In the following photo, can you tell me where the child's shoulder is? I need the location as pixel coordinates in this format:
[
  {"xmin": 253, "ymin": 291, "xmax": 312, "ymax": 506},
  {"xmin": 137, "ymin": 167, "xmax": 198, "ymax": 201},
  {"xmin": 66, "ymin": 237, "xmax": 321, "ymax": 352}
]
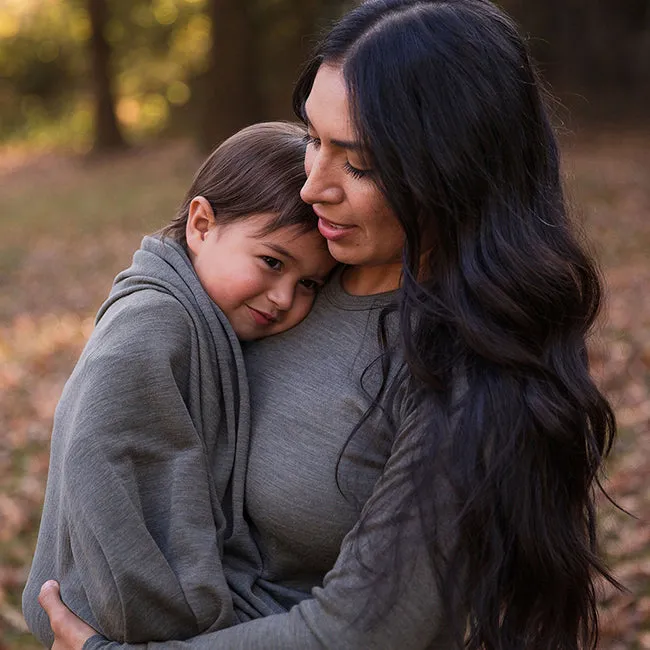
[
  {"xmin": 61, "ymin": 288, "xmax": 199, "ymax": 425},
  {"xmin": 101, "ymin": 287, "xmax": 191, "ymax": 325},
  {"xmin": 93, "ymin": 288, "xmax": 194, "ymax": 357}
]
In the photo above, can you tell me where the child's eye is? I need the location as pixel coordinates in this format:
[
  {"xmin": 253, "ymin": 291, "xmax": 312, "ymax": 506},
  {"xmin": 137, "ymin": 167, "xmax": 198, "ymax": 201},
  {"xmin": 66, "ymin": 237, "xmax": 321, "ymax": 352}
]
[
  {"xmin": 304, "ymin": 133, "xmax": 321, "ymax": 150},
  {"xmin": 299, "ymin": 278, "xmax": 321, "ymax": 292},
  {"xmin": 344, "ymin": 161, "xmax": 371, "ymax": 180},
  {"xmin": 261, "ymin": 256, "xmax": 282, "ymax": 271}
]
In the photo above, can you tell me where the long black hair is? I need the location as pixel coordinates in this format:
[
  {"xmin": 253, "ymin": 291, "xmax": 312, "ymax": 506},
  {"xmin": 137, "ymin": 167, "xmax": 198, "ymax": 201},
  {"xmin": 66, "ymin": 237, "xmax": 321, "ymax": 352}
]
[{"xmin": 293, "ymin": 1, "xmax": 618, "ymax": 648}]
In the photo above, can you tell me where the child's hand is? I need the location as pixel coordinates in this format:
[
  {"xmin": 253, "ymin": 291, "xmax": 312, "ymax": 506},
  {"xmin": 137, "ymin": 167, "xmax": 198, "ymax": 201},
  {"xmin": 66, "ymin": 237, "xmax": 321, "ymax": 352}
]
[{"xmin": 38, "ymin": 581, "xmax": 98, "ymax": 650}]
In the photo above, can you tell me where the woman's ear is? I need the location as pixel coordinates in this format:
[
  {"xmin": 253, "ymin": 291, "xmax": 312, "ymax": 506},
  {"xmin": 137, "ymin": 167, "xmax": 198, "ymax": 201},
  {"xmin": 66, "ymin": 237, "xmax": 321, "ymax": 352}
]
[{"xmin": 186, "ymin": 196, "xmax": 216, "ymax": 257}]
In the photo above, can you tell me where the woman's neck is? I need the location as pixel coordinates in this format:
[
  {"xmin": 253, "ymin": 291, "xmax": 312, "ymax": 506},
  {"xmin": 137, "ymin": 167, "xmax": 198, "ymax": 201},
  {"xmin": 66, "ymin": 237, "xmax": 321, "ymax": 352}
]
[{"xmin": 341, "ymin": 263, "xmax": 402, "ymax": 296}]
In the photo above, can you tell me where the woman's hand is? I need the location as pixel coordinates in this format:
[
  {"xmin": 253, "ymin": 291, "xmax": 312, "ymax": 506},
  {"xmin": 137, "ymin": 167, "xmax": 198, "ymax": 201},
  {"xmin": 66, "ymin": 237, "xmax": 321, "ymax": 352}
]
[{"xmin": 38, "ymin": 581, "xmax": 98, "ymax": 650}]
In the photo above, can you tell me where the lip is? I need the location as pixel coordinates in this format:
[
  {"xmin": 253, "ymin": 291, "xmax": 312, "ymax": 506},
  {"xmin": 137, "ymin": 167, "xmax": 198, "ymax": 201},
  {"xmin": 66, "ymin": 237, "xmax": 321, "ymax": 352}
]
[
  {"xmin": 317, "ymin": 216, "xmax": 356, "ymax": 242},
  {"xmin": 247, "ymin": 306, "xmax": 276, "ymax": 326}
]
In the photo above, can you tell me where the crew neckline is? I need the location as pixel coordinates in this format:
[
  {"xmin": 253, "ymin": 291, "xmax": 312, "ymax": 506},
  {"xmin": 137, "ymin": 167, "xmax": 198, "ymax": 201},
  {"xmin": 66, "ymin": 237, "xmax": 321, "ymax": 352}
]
[{"xmin": 321, "ymin": 266, "xmax": 398, "ymax": 311}]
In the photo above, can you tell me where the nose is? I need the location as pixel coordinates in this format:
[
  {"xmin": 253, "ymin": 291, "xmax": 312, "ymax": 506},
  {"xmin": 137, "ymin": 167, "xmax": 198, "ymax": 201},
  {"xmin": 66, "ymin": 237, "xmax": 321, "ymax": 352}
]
[
  {"xmin": 300, "ymin": 146, "xmax": 344, "ymax": 206},
  {"xmin": 267, "ymin": 280, "xmax": 295, "ymax": 313}
]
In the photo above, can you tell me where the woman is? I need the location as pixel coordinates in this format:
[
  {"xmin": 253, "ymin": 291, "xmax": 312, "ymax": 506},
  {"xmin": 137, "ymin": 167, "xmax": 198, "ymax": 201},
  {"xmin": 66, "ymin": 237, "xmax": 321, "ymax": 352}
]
[{"xmin": 37, "ymin": 0, "xmax": 617, "ymax": 648}]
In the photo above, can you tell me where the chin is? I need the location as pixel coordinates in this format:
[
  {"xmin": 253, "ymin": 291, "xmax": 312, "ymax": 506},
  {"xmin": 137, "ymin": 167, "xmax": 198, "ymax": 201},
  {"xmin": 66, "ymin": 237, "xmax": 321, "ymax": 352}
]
[
  {"xmin": 238, "ymin": 330, "xmax": 264, "ymax": 342},
  {"xmin": 326, "ymin": 241, "xmax": 366, "ymax": 265}
]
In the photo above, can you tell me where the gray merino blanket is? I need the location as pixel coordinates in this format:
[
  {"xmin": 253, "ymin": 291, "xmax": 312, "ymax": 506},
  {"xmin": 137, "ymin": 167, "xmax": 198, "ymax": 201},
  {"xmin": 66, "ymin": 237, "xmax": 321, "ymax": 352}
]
[{"xmin": 23, "ymin": 236, "xmax": 251, "ymax": 646}]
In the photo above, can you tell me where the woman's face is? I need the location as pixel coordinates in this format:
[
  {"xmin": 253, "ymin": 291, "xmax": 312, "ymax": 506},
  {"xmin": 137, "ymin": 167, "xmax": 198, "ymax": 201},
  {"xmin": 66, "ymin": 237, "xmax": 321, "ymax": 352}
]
[{"xmin": 300, "ymin": 65, "xmax": 405, "ymax": 293}]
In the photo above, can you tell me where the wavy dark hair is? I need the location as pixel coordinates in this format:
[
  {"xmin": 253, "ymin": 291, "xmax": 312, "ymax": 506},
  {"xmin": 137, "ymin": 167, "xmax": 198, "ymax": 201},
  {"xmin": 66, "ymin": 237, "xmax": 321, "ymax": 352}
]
[{"xmin": 293, "ymin": 1, "xmax": 618, "ymax": 648}]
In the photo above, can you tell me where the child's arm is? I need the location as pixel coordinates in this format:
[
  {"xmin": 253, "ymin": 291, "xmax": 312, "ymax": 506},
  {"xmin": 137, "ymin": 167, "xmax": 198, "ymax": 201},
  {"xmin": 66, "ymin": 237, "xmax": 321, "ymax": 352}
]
[{"xmin": 23, "ymin": 291, "xmax": 234, "ymax": 646}]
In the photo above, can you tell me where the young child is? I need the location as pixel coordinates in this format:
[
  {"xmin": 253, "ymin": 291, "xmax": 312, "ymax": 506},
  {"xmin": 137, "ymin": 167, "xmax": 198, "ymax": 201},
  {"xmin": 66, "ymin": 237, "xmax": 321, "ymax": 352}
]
[{"xmin": 22, "ymin": 122, "xmax": 336, "ymax": 647}]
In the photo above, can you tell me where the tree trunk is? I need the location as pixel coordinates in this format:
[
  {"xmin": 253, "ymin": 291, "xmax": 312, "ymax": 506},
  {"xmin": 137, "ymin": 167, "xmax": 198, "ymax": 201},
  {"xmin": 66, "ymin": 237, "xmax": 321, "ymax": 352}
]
[
  {"xmin": 87, "ymin": 0, "xmax": 126, "ymax": 152},
  {"xmin": 199, "ymin": 0, "xmax": 263, "ymax": 151},
  {"xmin": 264, "ymin": 0, "xmax": 349, "ymax": 122},
  {"xmin": 263, "ymin": 0, "xmax": 318, "ymax": 120}
]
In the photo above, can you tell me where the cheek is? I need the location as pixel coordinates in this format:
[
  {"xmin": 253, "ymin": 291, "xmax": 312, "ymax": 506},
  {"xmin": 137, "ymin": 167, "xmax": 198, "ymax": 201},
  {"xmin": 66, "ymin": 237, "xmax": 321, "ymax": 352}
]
[
  {"xmin": 288, "ymin": 294, "xmax": 315, "ymax": 326},
  {"xmin": 360, "ymin": 191, "xmax": 401, "ymax": 234},
  {"xmin": 365, "ymin": 196, "xmax": 404, "ymax": 257},
  {"xmin": 207, "ymin": 270, "xmax": 262, "ymax": 308},
  {"xmin": 353, "ymin": 184, "xmax": 384, "ymax": 219}
]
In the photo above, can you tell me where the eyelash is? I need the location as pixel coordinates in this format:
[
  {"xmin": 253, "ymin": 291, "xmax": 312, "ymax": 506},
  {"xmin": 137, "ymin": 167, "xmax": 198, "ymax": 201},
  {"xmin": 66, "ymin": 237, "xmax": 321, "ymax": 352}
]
[
  {"xmin": 299, "ymin": 279, "xmax": 322, "ymax": 292},
  {"xmin": 303, "ymin": 133, "xmax": 320, "ymax": 149},
  {"xmin": 261, "ymin": 257, "xmax": 321, "ymax": 292},
  {"xmin": 343, "ymin": 161, "xmax": 369, "ymax": 180},
  {"xmin": 261, "ymin": 256, "xmax": 282, "ymax": 271},
  {"xmin": 304, "ymin": 133, "xmax": 371, "ymax": 180}
]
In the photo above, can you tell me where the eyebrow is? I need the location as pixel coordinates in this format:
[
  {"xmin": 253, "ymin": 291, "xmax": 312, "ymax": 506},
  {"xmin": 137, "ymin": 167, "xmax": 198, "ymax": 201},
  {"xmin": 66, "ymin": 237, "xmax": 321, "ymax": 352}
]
[
  {"xmin": 305, "ymin": 115, "xmax": 364, "ymax": 152},
  {"xmin": 263, "ymin": 242, "xmax": 297, "ymax": 262}
]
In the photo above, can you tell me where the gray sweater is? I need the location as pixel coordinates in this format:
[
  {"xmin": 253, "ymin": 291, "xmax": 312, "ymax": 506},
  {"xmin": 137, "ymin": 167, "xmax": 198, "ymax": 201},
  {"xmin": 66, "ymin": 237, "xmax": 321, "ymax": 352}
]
[
  {"xmin": 82, "ymin": 271, "xmax": 460, "ymax": 649},
  {"xmin": 23, "ymin": 237, "xmax": 251, "ymax": 645}
]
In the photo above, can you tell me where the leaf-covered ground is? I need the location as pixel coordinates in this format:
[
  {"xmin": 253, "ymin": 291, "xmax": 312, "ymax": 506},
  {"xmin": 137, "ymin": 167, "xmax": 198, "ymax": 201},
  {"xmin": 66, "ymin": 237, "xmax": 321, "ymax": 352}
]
[{"xmin": 0, "ymin": 134, "xmax": 648, "ymax": 648}]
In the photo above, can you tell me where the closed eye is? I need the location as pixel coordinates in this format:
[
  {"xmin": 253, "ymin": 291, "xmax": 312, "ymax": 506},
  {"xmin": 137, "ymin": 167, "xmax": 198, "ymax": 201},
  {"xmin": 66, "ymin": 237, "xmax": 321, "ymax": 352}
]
[
  {"xmin": 344, "ymin": 161, "xmax": 371, "ymax": 180},
  {"xmin": 261, "ymin": 256, "xmax": 283, "ymax": 271},
  {"xmin": 304, "ymin": 133, "xmax": 321, "ymax": 150}
]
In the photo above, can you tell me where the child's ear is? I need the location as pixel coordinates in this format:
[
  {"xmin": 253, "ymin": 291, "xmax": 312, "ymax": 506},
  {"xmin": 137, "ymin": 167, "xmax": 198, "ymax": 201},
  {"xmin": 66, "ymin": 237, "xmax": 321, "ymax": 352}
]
[{"xmin": 186, "ymin": 196, "xmax": 216, "ymax": 256}]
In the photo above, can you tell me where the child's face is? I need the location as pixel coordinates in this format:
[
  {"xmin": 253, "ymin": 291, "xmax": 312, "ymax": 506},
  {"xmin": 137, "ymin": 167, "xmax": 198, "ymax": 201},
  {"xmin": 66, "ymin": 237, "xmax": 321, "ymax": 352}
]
[{"xmin": 187, "ymin": 202, "xmax": 336, "ymax": 341}]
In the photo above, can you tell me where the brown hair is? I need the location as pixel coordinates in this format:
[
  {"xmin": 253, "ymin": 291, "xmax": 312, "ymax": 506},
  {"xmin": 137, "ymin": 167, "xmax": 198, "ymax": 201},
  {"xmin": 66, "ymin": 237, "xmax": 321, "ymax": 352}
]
[{"xmin": 160, "ymin": 121, "xmax": 315, "ymax": 249}]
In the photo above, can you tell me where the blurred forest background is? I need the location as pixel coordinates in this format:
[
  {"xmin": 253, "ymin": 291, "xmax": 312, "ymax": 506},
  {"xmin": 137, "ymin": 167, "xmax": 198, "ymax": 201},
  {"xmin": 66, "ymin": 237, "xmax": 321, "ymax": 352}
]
[
  {"xmin": 2, "ymin": 0, "xmax": 650, "ymax": 153},
  {"xmin": 0, "ymin": 0, "xmax": 649, "ymax": 648}
]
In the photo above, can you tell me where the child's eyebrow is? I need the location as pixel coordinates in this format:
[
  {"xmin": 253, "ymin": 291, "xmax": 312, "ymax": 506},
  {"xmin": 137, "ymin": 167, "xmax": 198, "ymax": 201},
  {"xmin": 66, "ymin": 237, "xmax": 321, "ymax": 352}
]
[{"xmin": 263, "ymin": 242, "xmax": 297, "ymax": 262}]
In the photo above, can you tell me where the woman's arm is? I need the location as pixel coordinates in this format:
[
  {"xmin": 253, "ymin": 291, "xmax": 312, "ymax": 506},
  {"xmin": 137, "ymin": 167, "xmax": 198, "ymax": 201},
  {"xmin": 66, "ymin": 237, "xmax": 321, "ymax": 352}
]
[
  {"xmin": 45, "ymin": 397, "xmax": 462, "ymax": 650},
  {"xmin": 23, "ymin": 292, "xmax": 234, "ymax": 646}
]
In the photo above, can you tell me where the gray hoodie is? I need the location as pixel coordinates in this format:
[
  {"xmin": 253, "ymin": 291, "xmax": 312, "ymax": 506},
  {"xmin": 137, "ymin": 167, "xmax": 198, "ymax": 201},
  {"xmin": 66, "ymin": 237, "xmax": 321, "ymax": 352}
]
[{"xmin": 23, "ymin": 236, "xmax": 250, "ymax": 645}]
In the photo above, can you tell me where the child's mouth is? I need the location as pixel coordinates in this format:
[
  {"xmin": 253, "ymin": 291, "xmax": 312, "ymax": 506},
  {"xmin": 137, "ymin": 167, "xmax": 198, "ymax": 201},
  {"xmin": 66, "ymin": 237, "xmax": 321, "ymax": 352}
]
[{"xmin": 247, "ymin": 306, "xmax": 276, "ymax": 326}]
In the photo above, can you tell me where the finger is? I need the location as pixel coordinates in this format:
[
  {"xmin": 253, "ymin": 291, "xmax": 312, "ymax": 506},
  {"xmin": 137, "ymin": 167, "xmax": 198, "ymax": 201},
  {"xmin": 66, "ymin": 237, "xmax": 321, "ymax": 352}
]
[
  {"xmin": 38, "ymin": 580, "xmax": 65, "ymax": 629},
  {"xmin": 38, "ymin": 580, "xmax": 61, "ymax": 608}
]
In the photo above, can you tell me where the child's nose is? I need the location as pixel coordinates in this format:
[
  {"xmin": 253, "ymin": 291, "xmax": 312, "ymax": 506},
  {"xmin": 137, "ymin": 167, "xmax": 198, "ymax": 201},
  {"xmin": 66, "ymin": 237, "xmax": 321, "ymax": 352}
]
[{"xmin": 268, "ymin": 282, "xmax": 295, "ymax": 312}]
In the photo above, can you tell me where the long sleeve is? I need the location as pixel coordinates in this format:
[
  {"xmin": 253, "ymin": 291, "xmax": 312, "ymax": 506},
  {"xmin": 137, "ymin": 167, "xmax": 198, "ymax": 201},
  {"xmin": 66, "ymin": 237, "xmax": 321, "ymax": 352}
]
[
  {"xmin": 23, "ymin": 291, "xmax": 235, "ymax": 646},
  {"xmin": 83, "ymin": 396, "xmax": 462, "ymax": 650}
]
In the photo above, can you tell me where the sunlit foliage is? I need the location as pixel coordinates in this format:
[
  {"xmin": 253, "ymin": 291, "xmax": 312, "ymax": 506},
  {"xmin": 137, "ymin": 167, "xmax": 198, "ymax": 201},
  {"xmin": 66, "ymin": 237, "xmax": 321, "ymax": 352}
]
[{"xmin": 0, "ymin": 0, "xmax": 211, "ymax": 148}]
